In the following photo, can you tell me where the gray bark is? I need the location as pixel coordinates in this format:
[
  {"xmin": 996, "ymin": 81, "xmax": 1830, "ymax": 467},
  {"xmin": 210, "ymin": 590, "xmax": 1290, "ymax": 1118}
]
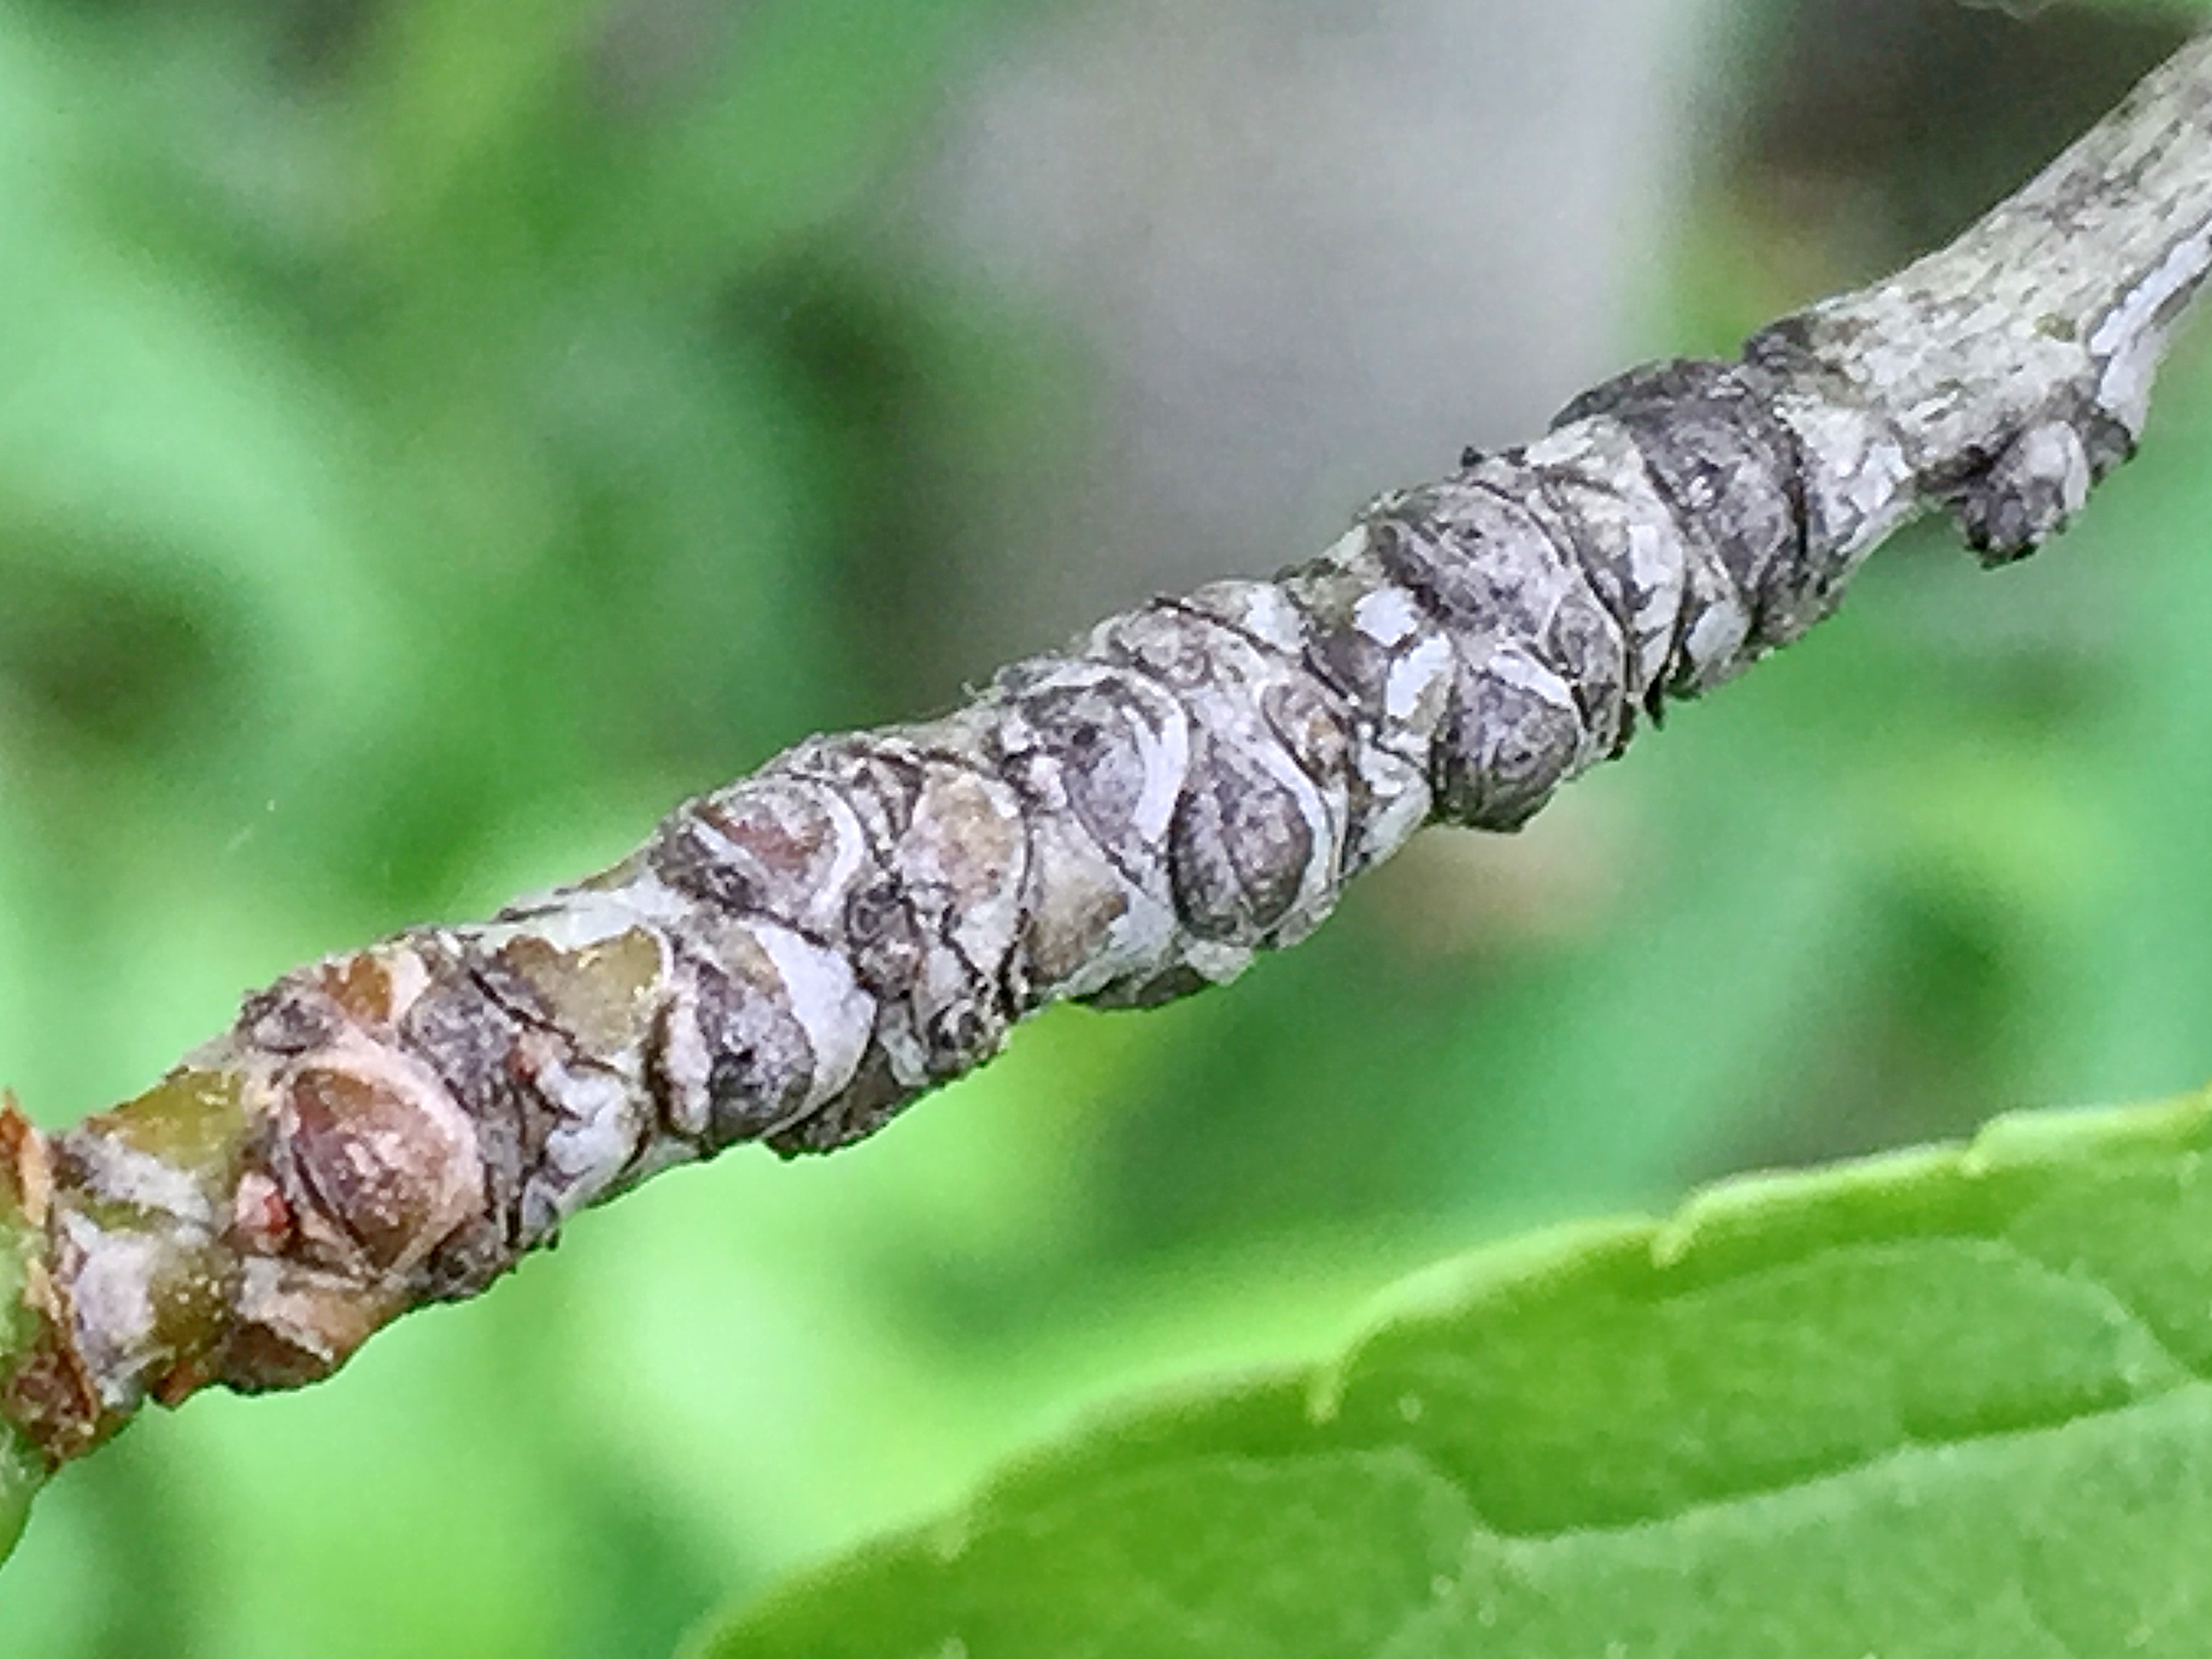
[{"xmin": 7, "ymin": 32, "xmax": 2211, "ymax": 1462}]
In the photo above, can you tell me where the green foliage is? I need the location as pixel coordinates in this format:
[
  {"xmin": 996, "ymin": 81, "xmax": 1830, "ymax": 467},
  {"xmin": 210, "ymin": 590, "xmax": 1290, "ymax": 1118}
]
[
  {"xmin": 0, "ymin": 1203, "xmax": 39, "ymax": 1566},
  {"xmin": 0, "ymin": 1429, "xmax": 33, "ymax": 1569},
  {"xmin": 701, "ymin": 1091, "xmax": 2212, "ymax": 1658},
  {"xmin": 0, "ymin": 1, "xmax": 2209, "ymax": 1653}
]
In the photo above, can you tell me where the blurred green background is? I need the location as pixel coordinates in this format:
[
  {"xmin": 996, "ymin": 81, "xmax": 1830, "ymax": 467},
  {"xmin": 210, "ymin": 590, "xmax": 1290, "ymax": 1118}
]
[{"xmin": 1, "ymin": 0, "xmax": 2209, "ymax": 1653}]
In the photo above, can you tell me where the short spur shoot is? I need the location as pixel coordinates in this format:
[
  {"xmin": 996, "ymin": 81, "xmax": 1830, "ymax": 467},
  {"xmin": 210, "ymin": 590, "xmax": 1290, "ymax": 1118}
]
[{"xmin": 5, "ymin": 31, "xmax": 2211, "ymax": 1520}]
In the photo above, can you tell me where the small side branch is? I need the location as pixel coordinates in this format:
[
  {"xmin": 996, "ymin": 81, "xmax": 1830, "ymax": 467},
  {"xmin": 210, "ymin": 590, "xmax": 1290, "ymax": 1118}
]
[{"xmin": 6, "ymin": 34, "xmax": 2211, "ymax": 1471}]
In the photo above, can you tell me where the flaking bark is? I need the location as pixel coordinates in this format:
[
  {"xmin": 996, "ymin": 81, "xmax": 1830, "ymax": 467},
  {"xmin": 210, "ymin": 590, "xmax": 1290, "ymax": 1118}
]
[{"xmin": 6, "ymin": 34, "xmax": 2212, "ymax": 1473}]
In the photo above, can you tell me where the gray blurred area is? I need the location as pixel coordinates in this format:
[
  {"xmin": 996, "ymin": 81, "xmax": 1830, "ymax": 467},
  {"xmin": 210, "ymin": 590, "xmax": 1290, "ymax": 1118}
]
[{"xmin": 904, "ymin": 0, "xmax": 1727, "ymax": 683}]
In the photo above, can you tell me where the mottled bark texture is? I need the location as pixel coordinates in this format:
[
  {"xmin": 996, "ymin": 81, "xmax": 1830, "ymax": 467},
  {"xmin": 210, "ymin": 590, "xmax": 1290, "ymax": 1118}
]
[{"xmin": 6, "ymin": 35, "xmax": 2212, "ymax": 1475}]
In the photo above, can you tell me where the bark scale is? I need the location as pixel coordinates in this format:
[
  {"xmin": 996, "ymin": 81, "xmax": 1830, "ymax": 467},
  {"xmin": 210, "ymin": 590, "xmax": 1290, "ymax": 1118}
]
[{"xmin": 4, "ymin": 34, "xmax": 2211, "ymax": 1484}]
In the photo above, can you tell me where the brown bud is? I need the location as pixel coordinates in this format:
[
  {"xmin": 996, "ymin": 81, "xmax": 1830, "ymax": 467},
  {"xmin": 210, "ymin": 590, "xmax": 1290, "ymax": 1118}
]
[{"xmin": 277, "ymin": 1062, "xmax": 481, "ymax": 1280}]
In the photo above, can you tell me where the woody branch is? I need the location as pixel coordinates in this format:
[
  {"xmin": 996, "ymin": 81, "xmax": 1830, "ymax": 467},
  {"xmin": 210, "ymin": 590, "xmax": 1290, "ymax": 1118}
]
[{"xmin": 4, "ymin": 32, "xmax": 2210, "ymax": 1480}]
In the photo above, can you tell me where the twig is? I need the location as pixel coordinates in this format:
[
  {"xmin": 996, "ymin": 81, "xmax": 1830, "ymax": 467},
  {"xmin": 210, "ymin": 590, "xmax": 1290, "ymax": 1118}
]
[{"xmin": 6, "ymin": 32, "xmax": 2211, "ymax": 1477}]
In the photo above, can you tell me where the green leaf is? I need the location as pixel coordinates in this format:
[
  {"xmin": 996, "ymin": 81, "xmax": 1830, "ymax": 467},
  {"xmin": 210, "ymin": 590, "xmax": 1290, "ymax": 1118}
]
[
  {"xmin": 0, "ymin": 1425, "xmax": 35, "ymax": 1570},
  {"xmin": 0, "ymin": 1186, "xmax": 44, "ymax": 1568},
  {"xmin": 694, "ymin": 1090, "xmax": 2212, "ymax": 1658}
]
